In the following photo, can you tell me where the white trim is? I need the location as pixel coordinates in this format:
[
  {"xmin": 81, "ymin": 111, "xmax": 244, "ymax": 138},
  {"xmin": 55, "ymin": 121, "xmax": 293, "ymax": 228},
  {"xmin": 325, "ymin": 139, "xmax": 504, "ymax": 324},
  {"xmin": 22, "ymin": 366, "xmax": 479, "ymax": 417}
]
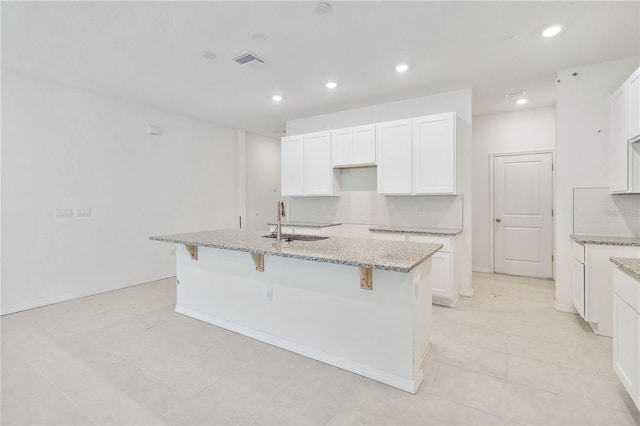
[
  {"xmin": 489, "ymin": 150, "xmax": 556, "ymax": 279},
  {"xmin": 554, "ymin": 302, "xmax": 578, "ymax": 314},
  {"xmin": 236, "ymin": 130, "xmax": 247, "ymax": 229},
  {"xmin": 472, "ymin": 266, "xmax": 491, "ymax": 273},
  {"xmin": 176, "ymin": 304, "xmax": 424, "ymax": 394}
]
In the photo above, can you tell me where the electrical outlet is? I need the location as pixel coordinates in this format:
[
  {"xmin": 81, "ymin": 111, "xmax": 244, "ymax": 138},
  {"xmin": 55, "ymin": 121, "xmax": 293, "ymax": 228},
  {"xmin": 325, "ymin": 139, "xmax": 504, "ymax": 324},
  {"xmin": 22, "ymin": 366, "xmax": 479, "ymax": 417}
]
[
  {"xmin": 54, "ymin": 208, "xmax": 73, "ymax": 218},
  {"xmin": 265, "ymin": 287, "xmax": 273, "ymax": 301},
  {"xmin": 170, "ymin": 247, "xmax": 176, "ymax": 256}
]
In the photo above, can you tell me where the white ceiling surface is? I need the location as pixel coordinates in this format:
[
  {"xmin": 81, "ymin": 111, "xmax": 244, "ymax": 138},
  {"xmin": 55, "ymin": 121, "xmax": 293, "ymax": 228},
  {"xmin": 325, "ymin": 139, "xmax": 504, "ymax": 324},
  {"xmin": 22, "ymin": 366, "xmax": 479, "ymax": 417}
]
[{"xmin": 2, "ymin": 1, "xmax": 639, "ymax": 137}]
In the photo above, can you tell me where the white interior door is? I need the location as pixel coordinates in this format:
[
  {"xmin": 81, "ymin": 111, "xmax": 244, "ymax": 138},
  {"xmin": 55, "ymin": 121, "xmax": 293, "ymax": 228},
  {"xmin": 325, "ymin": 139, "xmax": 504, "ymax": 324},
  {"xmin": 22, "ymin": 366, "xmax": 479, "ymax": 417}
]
[{"xmin": 494, "ymin": 153, "xmax": 553, "ymax": 278}]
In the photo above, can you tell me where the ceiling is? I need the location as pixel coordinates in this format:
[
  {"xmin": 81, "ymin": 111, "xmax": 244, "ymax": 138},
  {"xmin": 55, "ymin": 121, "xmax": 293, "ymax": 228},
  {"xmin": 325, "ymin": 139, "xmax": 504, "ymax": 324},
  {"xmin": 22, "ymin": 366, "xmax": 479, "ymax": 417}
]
[{"xmin": 2, "ymin": 1, "xmax": 639, "ymax": 138}]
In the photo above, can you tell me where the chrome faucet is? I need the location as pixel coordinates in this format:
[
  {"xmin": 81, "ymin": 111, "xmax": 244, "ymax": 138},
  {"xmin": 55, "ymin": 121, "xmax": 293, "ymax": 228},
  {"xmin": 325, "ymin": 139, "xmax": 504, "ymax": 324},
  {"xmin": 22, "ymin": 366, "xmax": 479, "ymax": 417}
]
[{"xmin": 275, "ymin": 200, "xmax": 286, "ymax": 241}]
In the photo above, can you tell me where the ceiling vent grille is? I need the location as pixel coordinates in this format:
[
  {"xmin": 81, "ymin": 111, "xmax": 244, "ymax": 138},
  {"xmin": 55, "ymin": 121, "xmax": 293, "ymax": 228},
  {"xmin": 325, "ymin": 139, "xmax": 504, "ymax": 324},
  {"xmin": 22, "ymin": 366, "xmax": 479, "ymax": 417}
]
[{"xmin": 232, "ymin": 51, "xmax": 267, "ymax": 69}]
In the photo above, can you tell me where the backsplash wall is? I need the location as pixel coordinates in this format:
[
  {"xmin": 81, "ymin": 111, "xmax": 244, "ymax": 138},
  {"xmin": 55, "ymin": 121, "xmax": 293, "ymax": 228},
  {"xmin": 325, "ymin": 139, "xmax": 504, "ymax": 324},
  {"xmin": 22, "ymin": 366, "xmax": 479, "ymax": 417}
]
[
  {"xmin": 289, "ymin": 167, "xmax": 463, "ymax": 229},
  {"xmin": 573, "ymin": 187, "xmax": 640, "ymax": 236}
]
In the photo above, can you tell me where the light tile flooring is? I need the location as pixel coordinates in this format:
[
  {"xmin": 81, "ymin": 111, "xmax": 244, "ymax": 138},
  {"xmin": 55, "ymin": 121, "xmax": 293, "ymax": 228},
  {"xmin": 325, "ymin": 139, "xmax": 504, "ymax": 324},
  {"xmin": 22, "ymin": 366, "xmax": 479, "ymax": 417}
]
[{"xmin": 2, "ymin": 272, "xmax": 639, "ymax": 425}]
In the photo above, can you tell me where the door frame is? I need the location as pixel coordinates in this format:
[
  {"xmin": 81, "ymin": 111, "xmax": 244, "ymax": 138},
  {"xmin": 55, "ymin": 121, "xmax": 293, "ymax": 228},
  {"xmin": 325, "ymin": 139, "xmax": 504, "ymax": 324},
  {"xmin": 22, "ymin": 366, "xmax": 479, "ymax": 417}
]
[{"xmin": 489, "ymin": 150, "xmax": 556, "ymax": 278}]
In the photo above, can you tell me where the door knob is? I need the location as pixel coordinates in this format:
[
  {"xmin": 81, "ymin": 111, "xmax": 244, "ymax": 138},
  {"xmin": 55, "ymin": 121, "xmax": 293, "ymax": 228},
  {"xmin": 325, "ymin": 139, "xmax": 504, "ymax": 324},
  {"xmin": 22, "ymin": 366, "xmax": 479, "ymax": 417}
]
[{"xmin": 495, "ymin": 218, "xmax": 501, "ymax": 223}]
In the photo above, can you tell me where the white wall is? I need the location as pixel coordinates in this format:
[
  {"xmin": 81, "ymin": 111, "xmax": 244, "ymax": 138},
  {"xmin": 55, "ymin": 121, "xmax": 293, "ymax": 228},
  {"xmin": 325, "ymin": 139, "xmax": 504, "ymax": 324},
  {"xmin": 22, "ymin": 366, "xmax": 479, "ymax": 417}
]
[
  {"xmin": 285, "ymin": 89, "xmax": 474, "ymax": 296},
  {"xmin": 555, "ymin": 56, "xmax": 640, "ymax": 312},
  {"xmin": 472, "ymin": 107, "xmax": 556, "ymax": 273},
  {"xmin": 1, "ymin": 71, "xmax": 238, "ymax": 314},
  {"xmin": 245, "ymin": 132, "xmax": 281, "ymax": 232}
]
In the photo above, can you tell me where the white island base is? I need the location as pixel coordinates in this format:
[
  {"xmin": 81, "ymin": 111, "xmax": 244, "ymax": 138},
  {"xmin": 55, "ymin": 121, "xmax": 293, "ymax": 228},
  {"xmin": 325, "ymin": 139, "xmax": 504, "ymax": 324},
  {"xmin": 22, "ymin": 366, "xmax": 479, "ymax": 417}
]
[{"xmin": 174, "ymin": 245, "xmax": 432, "ymax": 393}]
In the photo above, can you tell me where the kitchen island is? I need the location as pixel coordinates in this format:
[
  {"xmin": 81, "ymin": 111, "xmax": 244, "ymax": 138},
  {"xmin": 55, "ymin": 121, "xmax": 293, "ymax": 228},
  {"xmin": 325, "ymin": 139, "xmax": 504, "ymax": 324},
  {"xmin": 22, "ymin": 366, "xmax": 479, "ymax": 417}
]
[{"xmin": 150, "ymin": 229, "xmax": 442, "ymax": 393}]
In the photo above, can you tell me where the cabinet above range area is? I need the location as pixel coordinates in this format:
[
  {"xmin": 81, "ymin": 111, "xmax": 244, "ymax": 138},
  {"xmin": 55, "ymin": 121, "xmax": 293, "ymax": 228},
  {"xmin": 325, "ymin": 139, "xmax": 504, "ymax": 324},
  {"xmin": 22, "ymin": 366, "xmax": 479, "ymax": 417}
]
[{"xmin": 281, "ymin": 112, "xmax": 457, "ymax": 197}]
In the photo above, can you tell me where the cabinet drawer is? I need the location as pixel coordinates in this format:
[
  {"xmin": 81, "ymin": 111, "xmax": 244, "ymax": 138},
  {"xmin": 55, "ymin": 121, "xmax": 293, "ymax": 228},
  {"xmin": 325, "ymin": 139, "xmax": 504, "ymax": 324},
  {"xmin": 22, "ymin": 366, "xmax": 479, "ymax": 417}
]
[
  {"xmin": 408, "ymin": 235, "xmax": 451, "ymax": 252},
  {"xmin": 614, "ymin": 266, "xmax": 640, "ymax": 313},
  {"xmin": 572, "ymin": 240, "xmax": 585, "ymax": 263}
]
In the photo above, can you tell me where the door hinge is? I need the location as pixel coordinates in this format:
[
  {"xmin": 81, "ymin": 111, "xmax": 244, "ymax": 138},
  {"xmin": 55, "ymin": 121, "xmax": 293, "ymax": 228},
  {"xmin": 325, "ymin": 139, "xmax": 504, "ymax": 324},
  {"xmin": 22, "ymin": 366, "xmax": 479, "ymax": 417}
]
[
  {"xmin": 552, "ymin": 255, "xmax": 554, "ymax": 262},
  {"xmin": 552, "ymin": 163, "xmax": 554, "ymax": 171},
  {"xmin": 552, "ymin": 209, "xmax": 554, "ymax": 217}
]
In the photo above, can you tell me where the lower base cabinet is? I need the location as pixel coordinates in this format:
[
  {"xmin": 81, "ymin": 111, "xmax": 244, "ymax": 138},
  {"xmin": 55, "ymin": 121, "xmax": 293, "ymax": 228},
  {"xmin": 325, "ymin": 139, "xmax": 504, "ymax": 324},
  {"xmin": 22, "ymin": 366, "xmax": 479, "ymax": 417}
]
[
  {"xmin": 370, "ymin": 231, "xmax": 460, "ymax": 306},
  {"xmin": 612, "ymin": 265, "xmax": 640, "ymax": 410}
]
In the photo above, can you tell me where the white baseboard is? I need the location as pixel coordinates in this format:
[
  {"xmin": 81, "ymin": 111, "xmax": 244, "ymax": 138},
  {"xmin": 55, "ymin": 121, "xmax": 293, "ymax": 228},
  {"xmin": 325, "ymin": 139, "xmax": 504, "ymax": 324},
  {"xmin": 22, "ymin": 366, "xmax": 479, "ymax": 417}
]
[
  {"xmin": 472, "ymin": 266, "xmax": 491, "ymax": 273},
  {"xmin": 176, "ymin": 304, "xmax": 422, "ymax": 393},
  {"xmin": 554, "ymin": 302, "xmax": 578, "ymax": 314}
]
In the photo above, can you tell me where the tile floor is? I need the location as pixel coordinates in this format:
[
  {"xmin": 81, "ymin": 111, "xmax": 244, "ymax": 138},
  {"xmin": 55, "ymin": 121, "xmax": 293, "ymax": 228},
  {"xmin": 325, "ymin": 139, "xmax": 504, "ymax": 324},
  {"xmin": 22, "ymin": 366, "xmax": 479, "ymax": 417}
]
[{"xmin": 1, "ymin": 272, "xmax": 639, "ymax": 425}]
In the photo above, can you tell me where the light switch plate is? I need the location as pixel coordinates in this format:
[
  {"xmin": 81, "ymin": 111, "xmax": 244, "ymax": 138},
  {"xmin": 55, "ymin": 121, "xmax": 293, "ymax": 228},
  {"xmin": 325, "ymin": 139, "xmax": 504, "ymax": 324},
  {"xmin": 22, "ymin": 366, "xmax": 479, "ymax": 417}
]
[
  {"xmin": 55, "ymin": 208, "xmax": 74, "ymax": 218},
  {"xmin": 76, "ymin": 208, "xmax": 92, "ymax": 217}
]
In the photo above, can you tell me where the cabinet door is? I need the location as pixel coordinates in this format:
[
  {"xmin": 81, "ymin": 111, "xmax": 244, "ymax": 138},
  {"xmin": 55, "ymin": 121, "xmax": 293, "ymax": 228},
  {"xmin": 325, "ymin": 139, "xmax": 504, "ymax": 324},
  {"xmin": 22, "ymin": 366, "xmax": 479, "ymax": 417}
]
[
  {"xmin": 629, "ymin": 68, "xmax": 640, "ymax": 142},
  {"xmin": 429, "ymin": 251, "xmax": 452, "ymax": 301},
  {"xmin": 376, "ymin": 119, "xmax": 412, "ymax": 194},
  {"xmin": 412, "ymin": 112, "xmax": 456, "ymax": 194},
  {"xmin": 613, "ymin": 294, "xmax": 639, "ymax": 404},
  {"xmin": 352, "ymin": 125, "xmax": 376, "ymax": 165},
  {"xmin": 369, "ymin": 232, "xmax": 407, "ymax": 241},
  {"xmin": 572, "ymin": 258, "xmax": 585, "ymax": 318},
  {"xmin": 331, "ymin": 128, "xmax": 353, "ymax": 167},
  {"xmin": 303, "ymin": 132, "xmax": 333, "ymax": 195},
  {"xmin": 281, "ymin": 136, "xmax": 304, "ymax": 196},
  {"xmin": 611, "ymin": 84, "xmax": 629, "ymax": 193}
]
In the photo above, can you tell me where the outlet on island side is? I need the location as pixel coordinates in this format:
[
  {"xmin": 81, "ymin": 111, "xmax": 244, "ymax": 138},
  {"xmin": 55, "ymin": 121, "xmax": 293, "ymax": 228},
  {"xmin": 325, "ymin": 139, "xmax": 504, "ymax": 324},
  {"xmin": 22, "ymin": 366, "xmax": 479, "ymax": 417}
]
[{"xmin": 265, "ymin": 287, "xmax": 273, "ymax": 302}]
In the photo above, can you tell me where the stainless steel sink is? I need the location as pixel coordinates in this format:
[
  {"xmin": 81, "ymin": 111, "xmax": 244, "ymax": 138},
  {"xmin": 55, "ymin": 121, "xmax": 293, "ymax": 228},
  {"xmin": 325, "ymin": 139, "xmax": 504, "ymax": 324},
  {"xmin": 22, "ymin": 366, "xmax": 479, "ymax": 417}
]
[{"xmin": 262, "ymin": 233, "xmax": 328, "ymax": 242}]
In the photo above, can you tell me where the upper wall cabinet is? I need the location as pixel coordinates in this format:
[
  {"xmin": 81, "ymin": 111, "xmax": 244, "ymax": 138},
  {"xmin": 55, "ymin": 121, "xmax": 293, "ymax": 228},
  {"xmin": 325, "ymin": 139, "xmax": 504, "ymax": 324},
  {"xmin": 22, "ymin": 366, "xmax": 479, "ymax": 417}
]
[
  {"xmin": 629, "ymin": 68, "xmax": 640, "ymax": 142},
  {"xmin": 610, "ymin": 65, "xmax": 640, "ymax": 194},
  {"xmin": 376, "ymin": 119, "xmax": 413, "ymax": 194},
  {"xmin": 331, "ymin": 124, "xmax": 376, "ymax": 167},
  {"xmin": 281, "ymin": 135, "xmax": 304, "ymax": 196},
  {"xmin": 610, "ymin": 84, "xmax": 629, "ymax": 193},
  {"xmin": 303, "ymin": 132, "xmax": 336, "ymax": 196},
  {"xmin": 281, "ymin": 131, "xmax": 338, "ymax": 197},
  {"xmin": 412, "ymin": 113, "xmax": 456, "ymax": 194},
  {"xmin": 377, "ymin": 112, "xmax": 457, "ymax": 195}
]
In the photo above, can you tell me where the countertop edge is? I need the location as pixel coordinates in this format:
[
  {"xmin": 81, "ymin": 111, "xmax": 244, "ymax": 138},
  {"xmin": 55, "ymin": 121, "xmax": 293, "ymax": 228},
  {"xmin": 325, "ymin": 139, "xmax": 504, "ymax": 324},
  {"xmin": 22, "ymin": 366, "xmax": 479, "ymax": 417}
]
[
  {"xmin": 610, "ymin": 257, "xmax": 640, "ymax": 280},
  {"xmin": 266, "ymin": 222, "xmax": 342, "ymax": 228},
  {"xmin": 150, "ymin": 235, "xmax": 442, "ymax": 273},
  {"xmin": 369, "ymin": 227, "xmax": 462, "ymax": 236},
  {"xmin": 571, "ymin": 234, "xmax": 640, "ymax": 247}
]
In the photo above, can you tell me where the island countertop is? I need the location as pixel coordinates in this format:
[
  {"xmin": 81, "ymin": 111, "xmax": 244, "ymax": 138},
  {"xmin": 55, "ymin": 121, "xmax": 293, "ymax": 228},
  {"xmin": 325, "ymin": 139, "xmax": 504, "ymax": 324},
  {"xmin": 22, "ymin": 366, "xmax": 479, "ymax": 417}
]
[{"xmin": 150, "ymin": 229, "xmax": 442, "ymax": 273}]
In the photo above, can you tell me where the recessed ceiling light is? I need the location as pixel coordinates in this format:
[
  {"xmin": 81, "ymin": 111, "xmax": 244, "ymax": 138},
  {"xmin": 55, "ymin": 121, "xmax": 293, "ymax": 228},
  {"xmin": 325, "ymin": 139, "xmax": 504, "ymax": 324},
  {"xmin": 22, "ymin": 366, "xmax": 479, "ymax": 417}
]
[
  {"xmin": 202, "ymin": 51, "xmax": 217, "ymax": 60},
  {"xmin": 250, "ymin": 31, "xmax": 268, "ymax": 41},
  {"xmin": 516, "ymin": 98, "xmax": 528, "ymax": 105},
  {"xmin": 542, "ymin": 25, "xmax": 562, "ymax": 38},
  {"xmin": 272, "ymin": 95, "xmax": 283, "ymax": 102},
  {"xmin": 314, "ymin": 2, "xmax": 332, "ymax": 16},
  {"xmin": 325, "ymin": 81, "xmax": 337, "ymax": 89},
  {"xmin": 395, "ymin": 64, "xmax": 409, "ymax": 73}
]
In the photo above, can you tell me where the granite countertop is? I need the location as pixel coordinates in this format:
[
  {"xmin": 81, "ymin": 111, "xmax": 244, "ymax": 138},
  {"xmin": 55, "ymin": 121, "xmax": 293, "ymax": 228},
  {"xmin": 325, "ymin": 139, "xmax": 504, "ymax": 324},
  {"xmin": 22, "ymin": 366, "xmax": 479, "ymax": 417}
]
[
  {"xmin": 150, "ymin": 229, "xmax": 442, "ymax": 273},
  {"xmin": 369, "ymin": 225, "xmax": 462, "ymax": 236},
  {"xmin": 610, "ymin": 257, "xmax": 640, "ymax": 280},
  {"xmin": 266, "ymin": 222, "xmax": 341, "ymax": 228},
  {"xmin": 571, "ymin": 235, "xmax": 640, "ymax": 246}
]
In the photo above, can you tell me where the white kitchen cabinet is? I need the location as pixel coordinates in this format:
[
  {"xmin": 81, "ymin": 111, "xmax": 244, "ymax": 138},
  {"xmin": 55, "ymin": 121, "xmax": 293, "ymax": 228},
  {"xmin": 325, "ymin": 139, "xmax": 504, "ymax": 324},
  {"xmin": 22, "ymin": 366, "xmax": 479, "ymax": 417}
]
[
  {"xmin": 612, "ymin": 265, "xmax": 640, "ymax": 410},
  {"xmin": 573, "ymin": 241, "xmax": 640, "ymax": 337},
  {"xmin": 281, "ymin": 135, "xmax": 304, "ymax": 196},
  {"xmin": 376, "ymin": 119, "xmax": 412, "ymax": 194},
  {"xmin": 376, "ymin": 114, "xmax": 456, "ymax": 196},
  {"xmin": 281, "ymin": 131, "xmax": 337, "ymax": 197},
  {"xmin": 369, "ymin": 231, "xmax": 460, "ymax": 306},
  {"xmin": 303, "ymin": 132, "xmax": 335, "ymax": 196},
  {"xmin": 331, "ymin": 125, "xmax": 376, "ymax": 168},
  {"xmin": 412, "ymin": 113, "xmax": 456, "ymax": 194},
  {"xmin": 611, "ymin": 83, "xmax": 629, "ymax": 193},
  {"xmin": 629, "ymin": 68, "xmax": 640, "ymax": 142},
  {"xmin": 610, "ymin": 65, "xmax": 640, "ymax": 194},
  {"xmin": 572, "ymin": 257, "xmax": 585, "ymax": 318}
]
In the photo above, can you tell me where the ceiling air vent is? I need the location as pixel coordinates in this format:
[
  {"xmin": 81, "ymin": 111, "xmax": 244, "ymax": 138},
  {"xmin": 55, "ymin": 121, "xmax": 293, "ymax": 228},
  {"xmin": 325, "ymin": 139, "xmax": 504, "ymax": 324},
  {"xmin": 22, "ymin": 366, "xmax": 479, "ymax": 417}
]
[{"xmin": 232, "ymin": 51, "xmax": 267, "ymax": 69}]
